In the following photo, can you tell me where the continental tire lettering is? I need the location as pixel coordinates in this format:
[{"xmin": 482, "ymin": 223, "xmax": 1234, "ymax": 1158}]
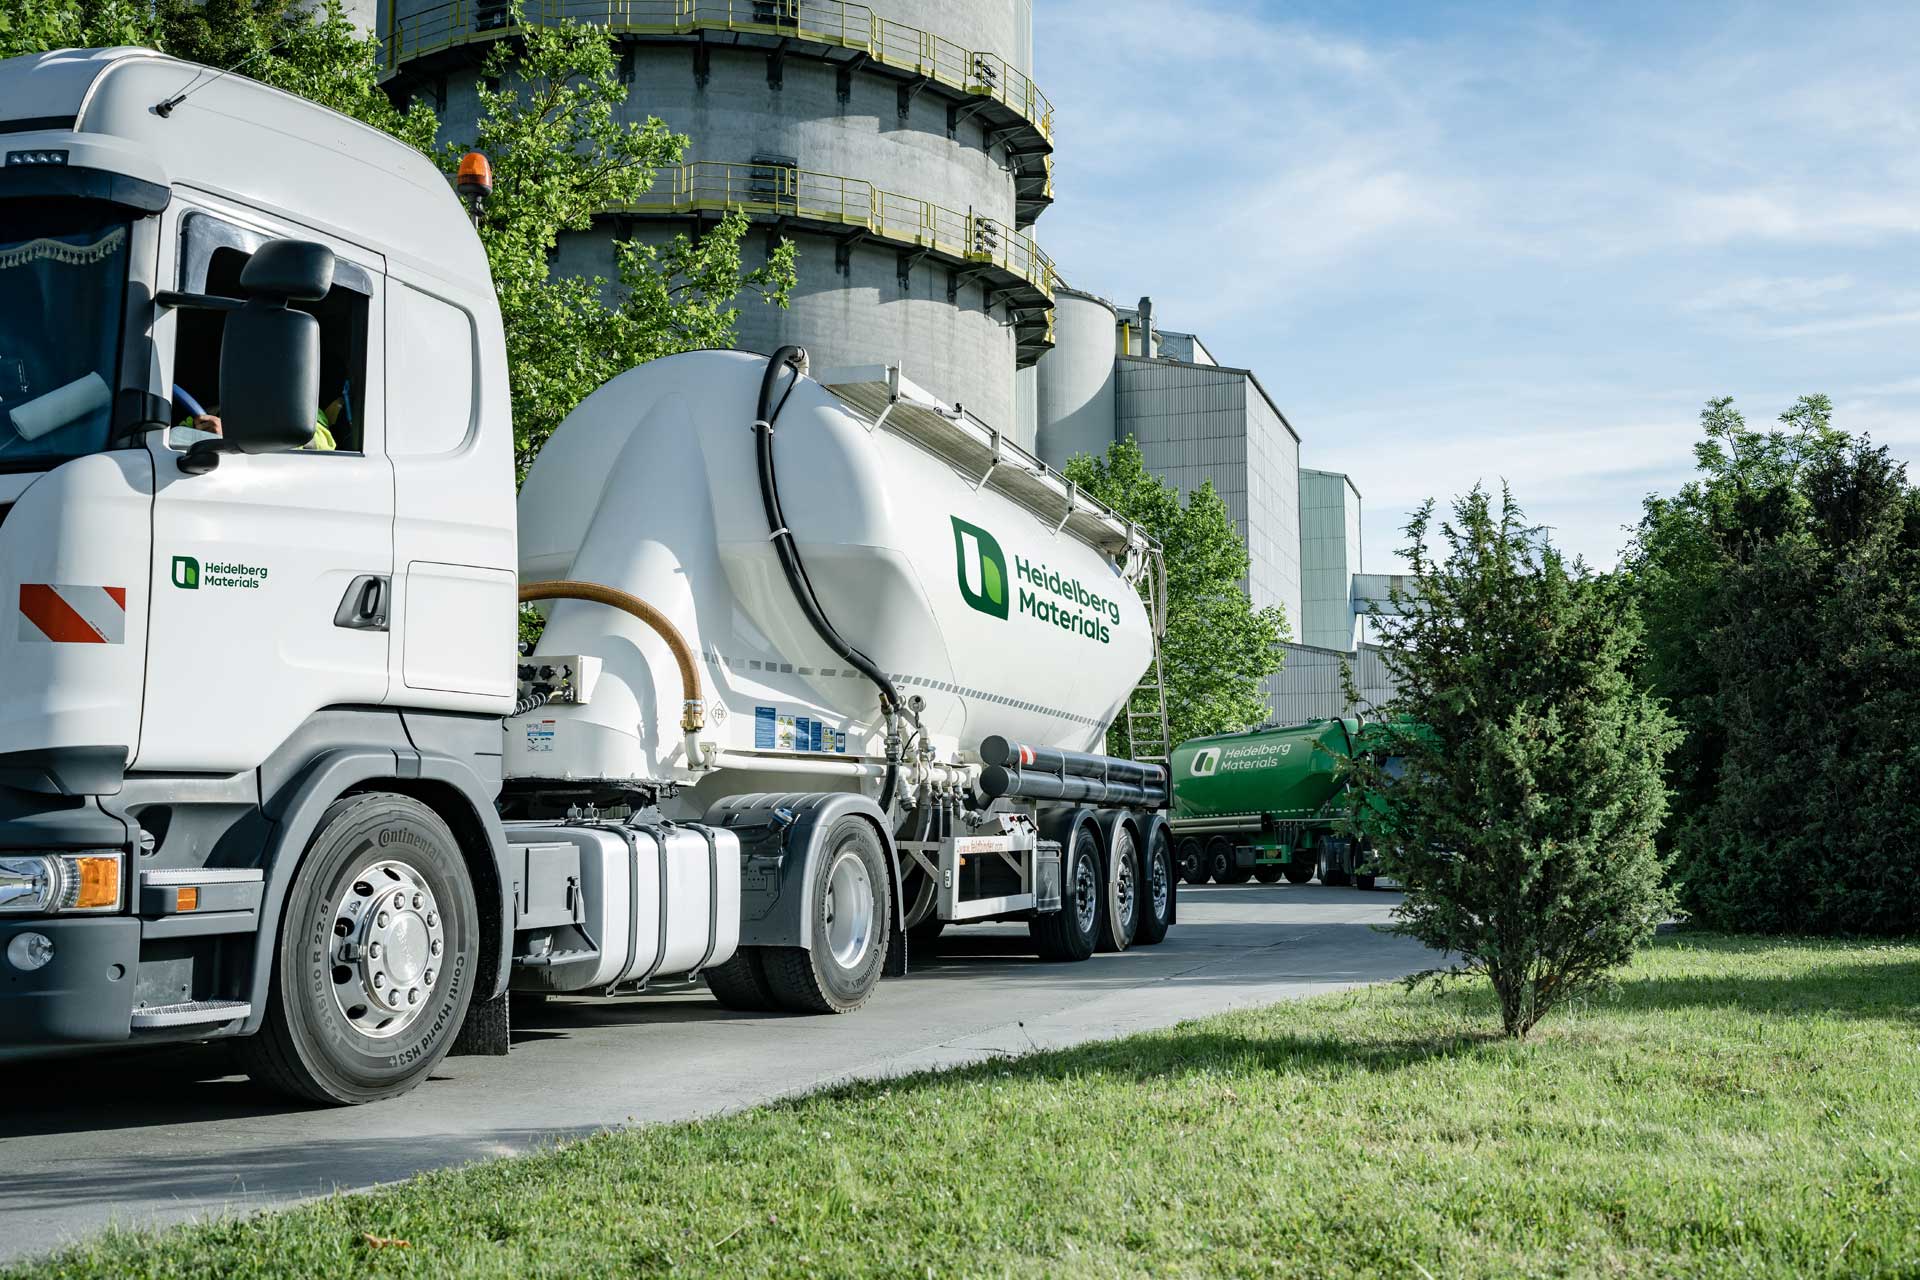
[{"xmin": 385, "ymin": 953, "xmax": 465, "ymax": 1068}]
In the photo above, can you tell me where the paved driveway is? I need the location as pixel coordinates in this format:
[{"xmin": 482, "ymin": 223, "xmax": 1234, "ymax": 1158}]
[{"xmin": 0, "ymin": 884, "xmax": 1432, "ymax": 1264}]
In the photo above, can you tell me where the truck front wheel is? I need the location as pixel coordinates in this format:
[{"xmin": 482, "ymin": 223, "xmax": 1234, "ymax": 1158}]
[
  {"xmin": 1030, "ymin": 825, "xmax": 1103, "ymax": 962},
  {"xmin": 238, "ymin": 793, "xmax": 480, "ymax": 1106},
  {"xmin": 763, "ymin": 817, "xmax": 891, "ymax": 1014}
]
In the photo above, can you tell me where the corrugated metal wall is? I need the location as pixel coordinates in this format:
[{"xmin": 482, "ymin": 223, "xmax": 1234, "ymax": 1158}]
[{"xmin": 1263, "ymin": 643, "xmax": 1399, "ymax": 725}]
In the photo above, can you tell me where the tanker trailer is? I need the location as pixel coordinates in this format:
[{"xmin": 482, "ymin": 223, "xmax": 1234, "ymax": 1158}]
[
  {"xmin": 499, "ymin": 348, "xmax": 1177, "ymax": 1017},
  {"xmin": 1168, "ymin": 718, "xmax": 1380, "ymax": 888}
]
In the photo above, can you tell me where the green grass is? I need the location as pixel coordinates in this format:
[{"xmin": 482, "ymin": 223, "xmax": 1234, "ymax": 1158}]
[{"xmin": 15, "ymin": 935, "xmax": 1920, "ymax": 1279}]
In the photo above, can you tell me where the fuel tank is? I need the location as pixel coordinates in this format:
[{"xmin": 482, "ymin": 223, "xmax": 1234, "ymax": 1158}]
[{"xmin": 510, "ymin": 351, "xmax": 1156, "ymax": 785}]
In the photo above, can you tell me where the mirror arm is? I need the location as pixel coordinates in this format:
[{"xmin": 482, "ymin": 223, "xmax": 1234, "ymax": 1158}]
[
  {"xmin": 179, "ymin": 438, "xmax": 232, "ymax": 475},
  {"xmin": 154, "ymin": 290, "xmax": 244, "ymax": 313}
]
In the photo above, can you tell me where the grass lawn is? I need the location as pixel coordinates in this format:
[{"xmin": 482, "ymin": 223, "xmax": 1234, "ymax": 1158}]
[{"xmin": 13, "ymin": 934, "xmax": 1918, "ymax": 1279}]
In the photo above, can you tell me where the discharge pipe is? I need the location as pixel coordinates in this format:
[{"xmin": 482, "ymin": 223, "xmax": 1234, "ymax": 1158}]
[
  {"xmin": 977, "ymin": 764, "xmax": 1165, "ymax": 809},
  {"xmin": 753, "ymin": 346, "xmax": 905, "ymax": 811},
  {"xmin": 979, "ymin": 736, "xmax": 1167, "ymax": 789},
  {"xmin": 518, "ymin": 580, "xmax": 706, "ymax": 763}
]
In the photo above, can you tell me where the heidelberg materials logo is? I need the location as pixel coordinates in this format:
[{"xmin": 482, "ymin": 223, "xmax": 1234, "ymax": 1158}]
[
  {"xmin": 1190, "ymin": 748, "xmax": 1221, "ymax": 777},
  {"xmin": 952, "ymin": 517, "xmax": 1009, "ymax": 619},
  {"xmin": 171, "ymin": 556, "xmax": 200, "ymax": 590}
]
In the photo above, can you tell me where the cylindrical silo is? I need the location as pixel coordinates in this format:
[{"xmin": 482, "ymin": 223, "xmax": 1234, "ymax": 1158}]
[
  {"xmin": 1035, "ymin": 286, "xmax": 1118, "ymax": 471},
  {"xmin": 377, "ymin": 0, "xmax": 1057, "ymax": 432}
]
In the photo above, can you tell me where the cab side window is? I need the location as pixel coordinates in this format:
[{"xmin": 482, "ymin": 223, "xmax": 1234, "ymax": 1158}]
[{"xmin": 171, "ymin": 229, "xmax": 372, "ymax": 454}]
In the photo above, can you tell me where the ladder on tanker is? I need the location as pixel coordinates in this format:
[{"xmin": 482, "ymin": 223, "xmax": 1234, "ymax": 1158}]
[{"xmin": 1126, "ymin": 548, "xmax": 1173, "ymax": 766}]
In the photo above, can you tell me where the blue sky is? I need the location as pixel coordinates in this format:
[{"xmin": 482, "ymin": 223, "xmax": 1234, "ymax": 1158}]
[{"xmin": 1034, "ymin": 0, "xmax": 1920, "ymax": 572}]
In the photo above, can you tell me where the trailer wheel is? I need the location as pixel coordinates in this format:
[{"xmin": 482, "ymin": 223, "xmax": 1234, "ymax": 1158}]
[
  {"xmin": 1354, "ymin": 873, "xmax": 1377, "ymax": 891},
  {"xmin": 1030, "ymin": 825, "xmax": 1104, "ymax": 962},
  {"xmin": 1098, "ymin": 824, "xmax": 1141, "ymax": 952},
  {"xmin": 1252, "ymin": 865, "xmax": 1284, "ymax": 884},
  {"xmin": 1134, "ymin": 825, "xmax": 1174, "ymax": 947},
  {"xmin": 1282, "ymin": 858, "xmax": 1316, "ymax": 885},
  {"xmin": 705, "ymin": 947, "xmax": 781, "ymax": 1012},
  {"xmin": 1207, "ymin": 836, "xmax": 1251, "ymax": 884},
  {"xmin": 762, "ymin": 816, "xmax": 890, "ymax": 1014},
  {"xmin": 238, "ymin": 793, "xmax": 479, "ymax": 1106},
  {"xmin": 1177, "ymin": 838, "xmax": 1209, "ymax": 886},
  {"xmin": 1319, "ymin": 838, "xmax": 1352, "ymax": 887}
]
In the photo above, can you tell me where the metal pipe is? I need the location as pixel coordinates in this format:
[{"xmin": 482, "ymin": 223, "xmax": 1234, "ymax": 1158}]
[
  {"xmin": 519, "ymin": 580, "xmax": 703, "ymax": 732},
  {"xmin": 978, "ymin": 763, "xmax": 1165, "ymax": 808},
  {"xmin": 979, "ymin": 736, "xmax": 1166, "ymax": 788}
]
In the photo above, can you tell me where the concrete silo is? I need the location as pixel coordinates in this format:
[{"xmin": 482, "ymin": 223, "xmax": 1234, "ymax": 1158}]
[
  {"xmin": 378, "ymin": 0, "xmax": 1056, "ymax": 432},
  {"xmin": 1034, "ymin": 285, "xmax": 1118, "ymax": 470}
]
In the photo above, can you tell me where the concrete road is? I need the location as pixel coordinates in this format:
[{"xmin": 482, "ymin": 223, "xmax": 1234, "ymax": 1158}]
[{"xmin": 0, "ymin": 884, "xmax": 1431, "ymax": 1264}]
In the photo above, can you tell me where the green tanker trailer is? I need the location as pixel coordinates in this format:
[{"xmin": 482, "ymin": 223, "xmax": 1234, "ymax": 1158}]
[{"xmin": 1168, "ymin": 718, "xmax": 1382, "ymax": 888}]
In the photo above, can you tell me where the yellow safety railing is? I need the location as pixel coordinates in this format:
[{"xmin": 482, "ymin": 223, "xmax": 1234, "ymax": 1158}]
[
  {"xmin": 385, "ymin": 0, "xmax": 1054, "ymax": 142},
  {"xmin": 620, "ymin": 160, "xmax": 1057, "ymax": 300}
]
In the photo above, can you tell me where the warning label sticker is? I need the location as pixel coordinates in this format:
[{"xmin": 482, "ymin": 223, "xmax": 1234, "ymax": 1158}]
[{"xmin": 524, "ymin": 720, "xmax": 556, "ymax": 754}]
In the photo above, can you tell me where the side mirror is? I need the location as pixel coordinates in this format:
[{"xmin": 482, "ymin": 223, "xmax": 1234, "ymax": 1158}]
[{"xmin": 185, "ymin": 241, "xmax": 333, "ymax": 471}]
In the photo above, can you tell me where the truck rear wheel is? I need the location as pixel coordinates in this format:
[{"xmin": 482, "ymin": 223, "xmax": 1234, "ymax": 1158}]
[
  {"xmin": 238, "ymin": 793, "xmax": 479, "ymax": 1106},
  {"xmin": 1098, "ymin": 824, "xmax": 1140, "ymax": 952},
  {"xmin": 1252, "ymin": 865, "xmax": 1284, "ymax": 884},
  {"xmin": 762, "ymin": 816, "xmax": 890, "ymax": 1014},
  {"xmin": 1134, "ymin": 826, "xmax": 1174, "ymax": 947},
  {"xmin": 1207, "ymin": 836, "xmax": 1251, "ymax": 885},
  {"xmin": 1282, "ymin": 858, "xmax": 1316, "ymax": 885},
  {"xmin": 705, "ymin": 947, "xmax": 781, "ymax": 1012},
  {"xmin": 1177, "ymin": 837, "xmax": 1209, "ymax": 885},
  {"xmin": 1030, "ymin": 825, "xmax": 1103, "ymax": 962}
]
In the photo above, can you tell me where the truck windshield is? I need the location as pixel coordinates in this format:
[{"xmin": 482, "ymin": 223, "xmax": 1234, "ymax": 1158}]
[{"xmin": 0, "ymin": 201, "xmax": 130, "ymax": 471}]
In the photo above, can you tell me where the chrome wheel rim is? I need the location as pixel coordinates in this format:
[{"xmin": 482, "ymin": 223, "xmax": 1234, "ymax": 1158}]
[
  {"xmin": 1073, "ymin": 851, "xmax": 1099, "ymax": 934},
  {"xmin": 1149, "ymin": 841, "xmax": 1170, "ymax": 918},
  {"xmin": 1112, "ymin": 837, "xmax": 1137, "ymax": 928},
  {"xmin": 824, "ymin": 846, "xmax": 876, "ymax": 970},
  {"xmin": 331, "ymin": 859, "xmax": 445, "ymax": 1040}
]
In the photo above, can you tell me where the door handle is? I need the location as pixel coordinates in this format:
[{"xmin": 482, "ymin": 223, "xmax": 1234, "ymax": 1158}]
[{"xmin": 334, "ymin": 574, "xmax": 390, "ymax": 632}]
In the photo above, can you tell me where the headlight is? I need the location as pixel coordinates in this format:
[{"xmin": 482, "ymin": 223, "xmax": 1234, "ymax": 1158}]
[{"xmin": 0, "ymin": 852, "xmax": 122, "ymax": 914}]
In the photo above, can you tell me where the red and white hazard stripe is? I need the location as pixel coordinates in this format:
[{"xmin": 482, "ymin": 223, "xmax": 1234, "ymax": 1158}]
[{"xmin": 17, "ymin": 584, "xmax": 126, "ymax": 644}]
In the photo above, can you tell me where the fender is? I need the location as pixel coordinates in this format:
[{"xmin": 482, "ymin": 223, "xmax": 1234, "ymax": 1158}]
[
  {"xmin": 705, "ymin": 791, "xmax": 905, "ymax": 972},
  {"xmin": 242, "ymin": 745, "xmax": 514, "ymax": 1035},
  {"xmin": 1039, "ymin": 804, "xmax": 1103, "ymax": 873}
]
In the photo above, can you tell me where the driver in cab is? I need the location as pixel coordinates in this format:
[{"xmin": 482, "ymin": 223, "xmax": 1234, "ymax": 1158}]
[{"xmin": 170, "ymin": 384, "xmax": 341, "ymax": 452}]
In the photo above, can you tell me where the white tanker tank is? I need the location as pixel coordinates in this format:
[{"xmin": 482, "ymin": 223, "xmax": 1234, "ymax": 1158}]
[{"xmin": 510, "ymin": 350, "xmax": 1157, "ymax": 798}]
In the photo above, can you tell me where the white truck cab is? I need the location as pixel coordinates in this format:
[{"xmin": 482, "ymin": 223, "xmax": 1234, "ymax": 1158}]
[{"xmin": 0, "ymin": 48, "xmax": 521, "ymax": 1101}]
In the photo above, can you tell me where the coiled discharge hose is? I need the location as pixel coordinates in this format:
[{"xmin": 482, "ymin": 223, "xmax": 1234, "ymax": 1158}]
[{"xmin": 752, "ymin": 346, "xmax": 904, "ymax": 812}]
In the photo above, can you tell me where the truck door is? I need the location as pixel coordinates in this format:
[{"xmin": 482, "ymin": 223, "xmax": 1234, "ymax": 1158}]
[{"xmin": 136, "ymin": 208, "xmax": 394, "ymax": 772}]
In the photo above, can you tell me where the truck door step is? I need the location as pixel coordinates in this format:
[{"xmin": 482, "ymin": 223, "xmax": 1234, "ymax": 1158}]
[{"xmin": 129, "ymin": 1000, "xmax": 252, "ymax": 1029}]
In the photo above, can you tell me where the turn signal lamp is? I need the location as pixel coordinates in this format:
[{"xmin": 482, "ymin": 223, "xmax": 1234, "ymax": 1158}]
[
  {"xmin": 455, "ymin": 151, "xmax": 494, "ymax": 201},
  {"xmin": 71, "ymin": 856, "xmax": 120, "ymax": 910}
]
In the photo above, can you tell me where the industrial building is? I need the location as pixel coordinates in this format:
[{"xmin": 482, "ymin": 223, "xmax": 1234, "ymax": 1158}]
[{"xmin": 377, "ymin": 0, "xmax": 1051, "ymax": 432}]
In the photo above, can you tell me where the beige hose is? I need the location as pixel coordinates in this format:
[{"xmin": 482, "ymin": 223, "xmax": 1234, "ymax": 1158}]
[{"xmin": 519, "ymin": 580, "xmax": 704, "ymax": 732}]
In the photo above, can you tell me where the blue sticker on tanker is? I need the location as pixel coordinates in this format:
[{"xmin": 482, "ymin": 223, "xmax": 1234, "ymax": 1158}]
[
  {"xmin": 795, "ymin": 716, "xmax": 812, "ymax": 751},
  {"xmin": 755, "ymin": 705, "xmax": 776, "ymax": 749},
  {"xmin": 810, "ymin": 720, "xmax": 824, "ymax": 751},
  {"xmin": 524, "ymin": 720, "xmax": 556, "ymax": 754}
]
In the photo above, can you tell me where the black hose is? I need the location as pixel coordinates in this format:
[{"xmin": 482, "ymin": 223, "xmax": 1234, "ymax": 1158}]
[
  {"xmin": 512, "ymin": 689, "xmax": 552, "ymax": 717},
  {"xmin": 753, "ymin": 346, "xmax": 903, "ymax": 810}
]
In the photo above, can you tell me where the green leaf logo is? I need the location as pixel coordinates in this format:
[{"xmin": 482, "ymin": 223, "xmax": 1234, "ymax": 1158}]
[
  {"xmin": 171, "ymin": 556, "xmax": 200, "ymax": 590},
  {"xmin": 951, "ymin": 517, "xmax": 1009, "ymax": 620}
]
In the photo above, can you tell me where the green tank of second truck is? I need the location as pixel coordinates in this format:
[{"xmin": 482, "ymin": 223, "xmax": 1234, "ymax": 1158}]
[{"xmin": 1168, "ymin": 718, "xmax": 1382, "ymax": 888}]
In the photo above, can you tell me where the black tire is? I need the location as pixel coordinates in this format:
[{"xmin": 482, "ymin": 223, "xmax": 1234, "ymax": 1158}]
[
  {"xmin": 237, "ymin": 793, "xmax": 479, "ymax": 1106},
  {"xmin": 1097, "ymin": 823, "xmax": 1142, "ymax": 952},
  {"xmin": 1252, "ymin": 865, "xmax": 1284, "ymax": 884},
  {"xmin": 1177, "ymin": 838, "xmax": 1209, "ymax": 885},
  {"xmin": 1134, "ymin": 826, "xmax": 1174, "ymax": 947},
  {"xmin": 704, "ymin": 947, "xmax": 781, "ymax": 1012},
  {"xmin": 1209, "ymin": 836, "xmax": 1252, "ymax": 885},
  {"xmin": 1030, "ymin": 824, "xmax": 1104, "ymax": 962},
  {"xmin": 1354, "ymin": 873, "xmax": 1377, "ymax": 891},
  {"xmin": 762, "ymin": 816, "xmax": 891, "ymax": 1014},
  {"xmin": 1318, "ymin": 838, "xmax": 1352, "ymax": 887},
  {"xmin": 1282, "ymin": 858, "xmax": 1316, "ymax": 885}
]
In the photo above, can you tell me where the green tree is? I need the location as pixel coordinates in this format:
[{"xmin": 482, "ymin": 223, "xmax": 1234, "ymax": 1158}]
[
  {"xmin": 1631, "ymin": 398, "xmax": 1920, "ymax": 935},
  {"xmin": 1356, "ymin": 486, "xmax": 1677, "ymax": 1038},
  {"xmin": 454, "ymin": 19, "xmax": 795, "ymax": 474},
  {"xmin": 1064, "ymin": 437, "xmax": 1287, "ymax": 755}
]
